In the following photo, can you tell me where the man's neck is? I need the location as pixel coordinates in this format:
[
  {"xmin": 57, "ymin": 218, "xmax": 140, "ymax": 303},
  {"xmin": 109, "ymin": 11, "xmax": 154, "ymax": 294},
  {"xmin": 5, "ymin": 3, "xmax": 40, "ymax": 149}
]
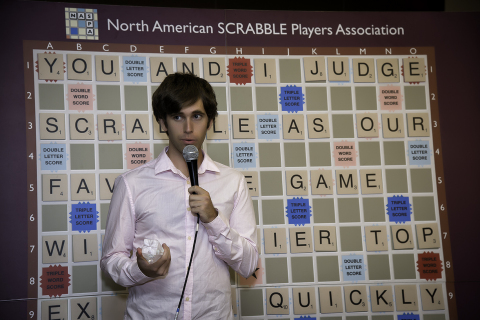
[{"xmin": 166, "ymin": 145, "xmax": 204, "ymax": 178}]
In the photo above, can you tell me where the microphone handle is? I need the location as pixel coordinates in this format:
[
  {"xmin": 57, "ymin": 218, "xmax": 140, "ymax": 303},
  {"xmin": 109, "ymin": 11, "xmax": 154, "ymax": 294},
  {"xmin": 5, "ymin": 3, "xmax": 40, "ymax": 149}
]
[{"xmin": 187, "ymin": 159, "xmax": 198, "ymax": 186}]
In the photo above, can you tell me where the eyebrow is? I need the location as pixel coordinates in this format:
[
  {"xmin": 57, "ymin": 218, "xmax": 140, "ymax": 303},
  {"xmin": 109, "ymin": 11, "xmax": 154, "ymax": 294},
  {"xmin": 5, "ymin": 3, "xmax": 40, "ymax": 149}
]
[{"xmin": 169, "ymin": 109, "xmax": 206, "ymax": 117}]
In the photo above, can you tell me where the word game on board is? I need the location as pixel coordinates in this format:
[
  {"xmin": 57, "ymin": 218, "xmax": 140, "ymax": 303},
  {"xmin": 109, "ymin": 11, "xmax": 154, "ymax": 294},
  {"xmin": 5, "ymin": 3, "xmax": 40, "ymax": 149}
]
[{"xmin": 24, "ymin": 41, "xmax": 453, "ymax": 320}]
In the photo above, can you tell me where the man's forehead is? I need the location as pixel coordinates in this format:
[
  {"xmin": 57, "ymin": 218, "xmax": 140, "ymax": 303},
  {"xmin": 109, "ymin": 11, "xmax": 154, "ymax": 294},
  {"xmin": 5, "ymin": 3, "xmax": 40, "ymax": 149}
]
[{"xmin": 178, "ymin": 99, "xmax": 205, "ymax": 113}]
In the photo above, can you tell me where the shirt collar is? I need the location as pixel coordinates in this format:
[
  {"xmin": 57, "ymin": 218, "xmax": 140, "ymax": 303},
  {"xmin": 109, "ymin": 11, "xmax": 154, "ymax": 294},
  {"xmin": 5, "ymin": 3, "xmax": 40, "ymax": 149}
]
[{"xmin": 154, "ymin": 147, "xmax": 220, "ymax": 176}]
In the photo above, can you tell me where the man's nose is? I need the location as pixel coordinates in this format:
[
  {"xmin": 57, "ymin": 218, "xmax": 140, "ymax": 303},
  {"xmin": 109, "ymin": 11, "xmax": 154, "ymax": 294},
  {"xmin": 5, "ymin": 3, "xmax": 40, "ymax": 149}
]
[{"xmin": 184, "ymin": 118, "xmax": 193, "ymax": 133}]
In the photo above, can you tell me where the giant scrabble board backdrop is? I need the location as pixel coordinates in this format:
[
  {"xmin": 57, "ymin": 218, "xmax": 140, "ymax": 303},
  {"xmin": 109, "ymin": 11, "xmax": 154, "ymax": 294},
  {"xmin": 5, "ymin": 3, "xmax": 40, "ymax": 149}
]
[{"xmin": 4, "ymin": 2, "xmax": 480, "ymax": 320}]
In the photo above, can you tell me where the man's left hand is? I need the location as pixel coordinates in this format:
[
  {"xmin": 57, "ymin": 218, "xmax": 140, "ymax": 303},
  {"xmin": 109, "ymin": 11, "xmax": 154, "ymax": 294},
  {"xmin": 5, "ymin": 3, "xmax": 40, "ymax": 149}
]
[{"xmin": 188, "ymin": 186, "xmax": 217, "ymax": 223}]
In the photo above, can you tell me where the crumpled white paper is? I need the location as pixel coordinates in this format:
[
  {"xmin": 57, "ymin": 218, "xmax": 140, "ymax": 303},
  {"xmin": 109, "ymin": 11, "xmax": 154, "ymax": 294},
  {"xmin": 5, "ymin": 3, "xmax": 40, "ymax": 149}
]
[{"xmin": 142, "ymin": 239, "xmax": 164, "ymax": 264}]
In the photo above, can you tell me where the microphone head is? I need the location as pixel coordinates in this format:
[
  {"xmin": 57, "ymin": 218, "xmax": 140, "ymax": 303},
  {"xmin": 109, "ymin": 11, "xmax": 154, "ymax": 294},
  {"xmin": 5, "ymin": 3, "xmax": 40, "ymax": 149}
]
[{"xmin": 183, "ymin": 145, "xmax": 199, "ymax": 162}]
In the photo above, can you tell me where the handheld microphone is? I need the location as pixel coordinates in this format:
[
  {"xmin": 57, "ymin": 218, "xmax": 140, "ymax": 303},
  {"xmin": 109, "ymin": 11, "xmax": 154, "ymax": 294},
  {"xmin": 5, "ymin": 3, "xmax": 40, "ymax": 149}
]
[{"xmin": 183, "ymin": 145, "xmax": 199, "ymax": 186}]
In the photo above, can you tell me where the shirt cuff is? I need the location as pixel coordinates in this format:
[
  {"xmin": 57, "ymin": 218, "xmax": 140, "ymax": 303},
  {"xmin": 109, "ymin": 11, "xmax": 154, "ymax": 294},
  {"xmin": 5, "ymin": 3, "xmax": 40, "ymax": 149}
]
[
  {"xmin": 202, "ymin": 211, "xmax": 229, "ymax": 237},
  {"xmin": 130, "ymin": 260, "xmax": 154, "ymax": 285}
]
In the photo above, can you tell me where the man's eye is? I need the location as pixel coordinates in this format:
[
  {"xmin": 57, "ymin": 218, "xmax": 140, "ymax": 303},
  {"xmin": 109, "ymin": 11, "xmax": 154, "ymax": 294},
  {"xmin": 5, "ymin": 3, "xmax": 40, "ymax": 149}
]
[
  {"xmin": 193, "ymin": 114, "xmax": 202, "ymax": 119},
  {"xmin": 173, "ymin": 115, "xmax": 182, "ymax": 121}
]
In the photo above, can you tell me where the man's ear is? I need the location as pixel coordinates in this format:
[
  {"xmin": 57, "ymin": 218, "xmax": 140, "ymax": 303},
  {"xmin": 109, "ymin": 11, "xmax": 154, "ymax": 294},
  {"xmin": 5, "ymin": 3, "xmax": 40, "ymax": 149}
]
[
  {"xmin": 207, "ymin": 118, "xmax": 213, "ymax": 130},
  {"xmin": 159, "ymin": 119, "xmax": 168, "ymax": 133}
]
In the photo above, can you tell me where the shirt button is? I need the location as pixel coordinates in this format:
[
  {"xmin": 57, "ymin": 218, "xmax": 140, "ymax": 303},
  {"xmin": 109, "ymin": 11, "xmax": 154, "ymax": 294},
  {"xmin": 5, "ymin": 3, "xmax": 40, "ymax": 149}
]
[
  {"xmin": 187, "ymin": 207, "xmax": 191, "ymax": 211},
  {"xmin": 188, "ymin": 236, "xmax": 192, "ymax": 240},
  {"xmin": 186, "ymin": 297, "xmax": 189, "ymax": 301},
  {"xmin": 187, "ymin": 180, "xmax": 190, "ymax": 184}
]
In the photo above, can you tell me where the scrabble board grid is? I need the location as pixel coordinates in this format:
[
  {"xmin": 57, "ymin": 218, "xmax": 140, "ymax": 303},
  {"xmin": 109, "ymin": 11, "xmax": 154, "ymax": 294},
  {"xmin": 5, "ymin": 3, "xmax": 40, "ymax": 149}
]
[{"xmin": 24, "ymin": 41, "xmax": 455, "ymax": 320}]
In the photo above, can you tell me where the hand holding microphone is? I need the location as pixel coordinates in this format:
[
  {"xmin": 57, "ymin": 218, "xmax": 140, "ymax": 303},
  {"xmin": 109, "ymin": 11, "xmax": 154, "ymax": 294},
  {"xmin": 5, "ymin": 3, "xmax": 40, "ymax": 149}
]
[
  {"xmin": 175, "ymin": 146, "xmax": 218, "ymax": 319},
  {"xmin": 183, "ymin": 146, "xmax": 218, "ymax": 223}
]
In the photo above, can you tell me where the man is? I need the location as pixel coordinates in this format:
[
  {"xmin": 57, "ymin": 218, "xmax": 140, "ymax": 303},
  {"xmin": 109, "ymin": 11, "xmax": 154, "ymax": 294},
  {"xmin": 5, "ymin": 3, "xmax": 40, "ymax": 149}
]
[{"xmin": 101, "ymin": 73, "xmax": 258, "ymax": 320}]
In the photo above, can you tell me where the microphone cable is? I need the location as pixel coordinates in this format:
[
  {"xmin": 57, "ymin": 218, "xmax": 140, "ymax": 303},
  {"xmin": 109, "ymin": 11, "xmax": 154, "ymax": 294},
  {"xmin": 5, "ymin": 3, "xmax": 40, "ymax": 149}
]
[{"xmin": 174, "ymin": 213, "xmax": 199, "ymax": 320}]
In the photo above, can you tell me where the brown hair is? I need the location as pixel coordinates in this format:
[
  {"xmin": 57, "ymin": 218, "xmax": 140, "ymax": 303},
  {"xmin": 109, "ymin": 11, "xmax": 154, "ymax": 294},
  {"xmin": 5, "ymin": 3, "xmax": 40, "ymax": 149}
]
[{"xmin": 152, "ymin": 73, "xmax": 218, "ymax": 130}]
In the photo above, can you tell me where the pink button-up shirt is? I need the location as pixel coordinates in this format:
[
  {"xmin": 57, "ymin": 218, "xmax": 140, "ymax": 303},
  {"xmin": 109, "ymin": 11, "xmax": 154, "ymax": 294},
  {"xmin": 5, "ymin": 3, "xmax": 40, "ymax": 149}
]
[{"xmin": 101, "ymin": 148, "xmax": 258, "ymax": 320}]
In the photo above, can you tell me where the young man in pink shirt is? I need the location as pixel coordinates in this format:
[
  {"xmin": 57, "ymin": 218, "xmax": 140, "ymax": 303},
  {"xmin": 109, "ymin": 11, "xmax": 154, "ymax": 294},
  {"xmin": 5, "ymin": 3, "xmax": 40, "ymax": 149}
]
[{"xmin": 101, "ymin": 73, "xmax": 258, "ymax": 320}]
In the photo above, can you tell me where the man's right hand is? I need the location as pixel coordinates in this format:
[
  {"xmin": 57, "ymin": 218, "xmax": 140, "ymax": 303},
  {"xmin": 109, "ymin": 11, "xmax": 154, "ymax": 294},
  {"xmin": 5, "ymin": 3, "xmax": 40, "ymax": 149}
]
[{"xmin": 136, "ymin": 244, "xmax": 171, "ymax": 278}]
